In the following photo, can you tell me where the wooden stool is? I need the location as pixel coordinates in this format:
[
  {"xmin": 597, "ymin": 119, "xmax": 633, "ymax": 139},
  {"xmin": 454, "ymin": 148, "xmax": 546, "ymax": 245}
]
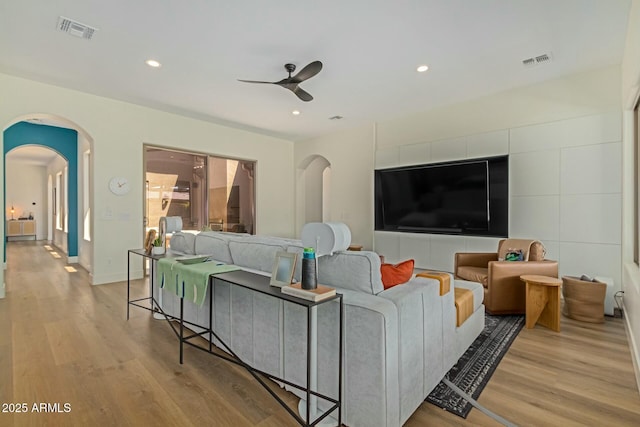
[{"xmin": 520, "ymin": 274, "xmax": 562, "ymax": 332}]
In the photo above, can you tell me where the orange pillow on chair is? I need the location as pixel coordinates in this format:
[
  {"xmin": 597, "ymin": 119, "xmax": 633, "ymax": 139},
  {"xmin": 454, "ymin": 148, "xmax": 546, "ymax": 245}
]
[{"xmin": 381, "ymin": 259, "xmax": 415, "ymax": 289}]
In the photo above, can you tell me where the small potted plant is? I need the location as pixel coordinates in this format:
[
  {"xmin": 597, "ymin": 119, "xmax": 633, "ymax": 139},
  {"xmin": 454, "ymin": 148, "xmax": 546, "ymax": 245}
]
[{"xmin": 152, "ymin": 236, "xmax": 165, "ymax": 255}]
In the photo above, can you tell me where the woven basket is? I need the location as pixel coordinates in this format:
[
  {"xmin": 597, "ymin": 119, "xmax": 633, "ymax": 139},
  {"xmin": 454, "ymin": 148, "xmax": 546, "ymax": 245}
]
[{"xmin": 561, "ymin": 276, "xmax": 606, "ymax": 323}]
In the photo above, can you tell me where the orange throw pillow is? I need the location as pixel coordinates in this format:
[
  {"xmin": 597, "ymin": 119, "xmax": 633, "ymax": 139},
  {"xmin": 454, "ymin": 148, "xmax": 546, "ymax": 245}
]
[{"xmin": 381, "ymin": 259, "xmax": 415, "ymax": 289}]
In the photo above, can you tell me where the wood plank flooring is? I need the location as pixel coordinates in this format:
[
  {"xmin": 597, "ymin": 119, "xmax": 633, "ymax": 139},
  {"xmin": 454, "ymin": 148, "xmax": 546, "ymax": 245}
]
[{"xmin": 1, "ymin": 241, "xmax": 639, "ymax": 426}]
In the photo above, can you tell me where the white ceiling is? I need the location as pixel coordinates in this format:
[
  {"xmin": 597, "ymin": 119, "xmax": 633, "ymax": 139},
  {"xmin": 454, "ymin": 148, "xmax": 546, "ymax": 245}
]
[{"xmin": 0, "ymin": 1, "xmax": 632, "ymax": 142}]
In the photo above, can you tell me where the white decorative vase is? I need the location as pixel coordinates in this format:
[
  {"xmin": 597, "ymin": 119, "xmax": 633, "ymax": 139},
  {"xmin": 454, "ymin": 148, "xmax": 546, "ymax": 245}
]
[{"xmin": 152, "ymin": 246, "xmax": 165, "ymax": 255}]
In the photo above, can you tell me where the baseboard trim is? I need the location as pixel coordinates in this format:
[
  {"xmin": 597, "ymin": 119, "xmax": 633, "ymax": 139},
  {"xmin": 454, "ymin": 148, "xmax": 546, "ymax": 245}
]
[{"xmin": 623, "ymin": 300, "xmax": 640, "ymax": 394}]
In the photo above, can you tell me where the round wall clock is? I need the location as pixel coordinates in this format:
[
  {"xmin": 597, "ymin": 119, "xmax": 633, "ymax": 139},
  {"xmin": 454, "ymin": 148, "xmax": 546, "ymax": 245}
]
[{"xmin": 109, "ymin": 177, "xmax": 131, "ymax": 195}]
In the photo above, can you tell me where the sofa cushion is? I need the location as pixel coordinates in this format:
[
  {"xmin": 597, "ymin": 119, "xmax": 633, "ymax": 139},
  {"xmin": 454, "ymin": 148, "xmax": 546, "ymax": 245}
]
[
  {"xmin": 194, "ymin": 232, "xmax": 234, "ymax": 263},
  {"xmin": 318, "ymin": 251, "xmax": 384, "ymax": 294},
  {"xmin": 456, "ymin": 266, "xmax": 488, "ymax": 288},
  {"xmin": 169, "ymin": 232, "xmax": 196, "ymax": 254},
  {"xmin": 381, "ymin": 260, "xmax": 415, "ymax": 289},
  {"xmin": 228, "ymin": 237, "xmax": 288, "ymax": 273}
]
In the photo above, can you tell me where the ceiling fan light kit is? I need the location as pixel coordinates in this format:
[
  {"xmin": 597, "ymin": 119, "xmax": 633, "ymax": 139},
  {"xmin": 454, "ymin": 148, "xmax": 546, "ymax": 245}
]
[{"xmin": 238, "ymin": 60, "xmax": 323, "ymax": 102}]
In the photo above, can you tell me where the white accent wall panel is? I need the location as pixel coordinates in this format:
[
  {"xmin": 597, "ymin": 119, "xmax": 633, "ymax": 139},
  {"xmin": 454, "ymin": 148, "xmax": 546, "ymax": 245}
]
[
  {"xmin": 559, "ymin": 242, "xmax": 621, "ymax": 287},
  {"xmin": 399, "ymin": 233, "xmax": 430, "ymax": 267},
  {"xmin": 509, "ymin": 112, "xmax": 621, "ymax": 153},
  {"xmin": 429, "ymin": 235, "xmax": 465, "ymax": 272},
  {"xmin": 467, "ymin": 130, "xmax": 509, "ymax": 158},
  {"xmin": 398, "ymin": 143, "xmax": 430, "ymax": 166},
  {"xmin": 510, "ymin": 150, "xmax": 560, "ymax": 196},
  {"xmin": 375, "ymin": 147, "xmax": 399, "ymax": 169},
  {"xmin": 510, "ymin": 195, "xmax": 560, "ymax": 241},
  {"xmin": 464, "ymin": 236, "xmax": 502, "ymax": 253},
  {"xmin": 374, "ymin": 111, "xmax": 622, "ymax": 285},
  {"xmin": 561, "ymin": 142, "xmax": 622, "ymax": 194},
  {"xmin": 374, "ymin": 231, "xmax": 400, "ymax": 263},
  {"xmin": 556, "ymin": 112, "xmax": 622, "ymax": 148},
  {"xmin": 560, "ymin": 194, "xmax": 622, "ymax": 245},
  {"xmin": 431, "ymin": 136, "xmax": 467, "ymax": 162}
]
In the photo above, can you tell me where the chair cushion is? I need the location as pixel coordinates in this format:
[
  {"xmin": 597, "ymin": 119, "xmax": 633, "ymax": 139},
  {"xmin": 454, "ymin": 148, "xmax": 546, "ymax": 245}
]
[
  {"xmin": 498, "ymin": 239, "xmax": 546, "ymax": 261},
  {"xmin": 529, "ymin": 241, "xmax": 546, "ymax": 261},
  {"xmin": 456, "ymin": 266, "xmax": 488, "ymax": 288}
]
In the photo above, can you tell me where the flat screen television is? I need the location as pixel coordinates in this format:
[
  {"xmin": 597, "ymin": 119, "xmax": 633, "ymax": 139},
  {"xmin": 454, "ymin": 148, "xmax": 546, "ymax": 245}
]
[{"xmin": 375, "ymin": 155, "xmax": 508, "ymax": 237}]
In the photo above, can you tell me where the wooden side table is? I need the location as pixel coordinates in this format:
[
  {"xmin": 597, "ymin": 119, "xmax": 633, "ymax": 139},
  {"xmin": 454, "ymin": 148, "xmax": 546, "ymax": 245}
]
[{"xmin": 520, "ymin": 274, "xmax": 562, "ymax": 332}]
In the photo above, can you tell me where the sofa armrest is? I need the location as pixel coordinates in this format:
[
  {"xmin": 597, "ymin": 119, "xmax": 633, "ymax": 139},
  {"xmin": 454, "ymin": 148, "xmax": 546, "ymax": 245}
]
[
  {"xmin": 485, "ymin": 260, "xmax": 559, "ymax": 314},
  {"xmin": 285, "ymin": 288, "xmax": 401, "ymax": 427},
  {"xmin": 378, "ymin": 276, "xmax": 455, "ymax": 424},
  {"xmin": 454, "ymin": 252, "xmax": 498, "ymax": 276}
]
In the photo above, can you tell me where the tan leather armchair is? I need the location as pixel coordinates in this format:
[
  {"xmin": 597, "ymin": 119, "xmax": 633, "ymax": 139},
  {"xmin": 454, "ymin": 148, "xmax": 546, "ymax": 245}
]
[{"xmin": 454, "ymin": 240, "xmax": 558, "ymax": 315}]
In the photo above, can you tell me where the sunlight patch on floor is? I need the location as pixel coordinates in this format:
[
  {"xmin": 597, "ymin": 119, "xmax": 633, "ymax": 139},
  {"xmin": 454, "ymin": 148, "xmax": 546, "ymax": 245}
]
[
  {"xmin": 50, "ymin": 252, "xmax": 61, "ymax": 258},
  {"xmin": 64, "ymin": 266, "xmax": 77, "ymax": 273},
  {"xmin": 44, "ymin": 245, "xmax": 52, "ymax": 251}
]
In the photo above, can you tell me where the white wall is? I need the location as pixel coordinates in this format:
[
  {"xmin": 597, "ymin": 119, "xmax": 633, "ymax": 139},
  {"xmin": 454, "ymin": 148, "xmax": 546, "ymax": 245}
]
[
  {"xmin": 78, "ymin": 133, "xmax": 93, "ymax": 273},
  {"xmin": 621, "ymin": 0, "xmax": 640, "ymax": 390},
  {"xmin": 375, "ymin": 112, "xmax": 622, "ymax": 289},
  {"xmin": 373, "ymin": 66, "xmax": 621, "ymax": 272},
  {"xmin": 0, "ymin": 72, "xmax": 295, "ymax": 285},
  {"xmin": 304, "ymin": 156, "xmax": 329, "ymax": 224},
  {"xmin": 295, "ymin": 125, "xmax": 375, "ymax": 247},
  {"xmin": 5, "ymin": 161, "xmax": 47, "ymax": 239},
  {"xmin": 47, "ymin": 155, "xmax": 68, "ymax": 253}
]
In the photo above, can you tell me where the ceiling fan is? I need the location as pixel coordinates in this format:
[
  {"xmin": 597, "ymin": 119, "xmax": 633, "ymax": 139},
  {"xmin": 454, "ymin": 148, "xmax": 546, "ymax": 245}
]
[{"xmin": 238, "ymin": 61, "xmax": 323, "ymax": 102}]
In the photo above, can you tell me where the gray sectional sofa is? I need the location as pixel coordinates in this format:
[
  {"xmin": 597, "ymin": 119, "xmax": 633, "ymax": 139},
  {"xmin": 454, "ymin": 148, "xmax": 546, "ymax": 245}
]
[{"xmin": 159, "ymin": 231, "xmax": 484, "ymax": 426}]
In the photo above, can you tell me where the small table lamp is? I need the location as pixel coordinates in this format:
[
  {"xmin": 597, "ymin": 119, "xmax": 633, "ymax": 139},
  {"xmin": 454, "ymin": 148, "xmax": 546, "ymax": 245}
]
[{"xmin": 10, "ymin": 205, "xmax": 14, "ymax": 220}]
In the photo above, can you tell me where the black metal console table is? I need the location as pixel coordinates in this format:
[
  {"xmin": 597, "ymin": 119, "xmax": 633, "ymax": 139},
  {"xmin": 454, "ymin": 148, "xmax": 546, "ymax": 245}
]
[{"xmin": 126, "ymin": 250, "xmax": 343, "ymax": 427}]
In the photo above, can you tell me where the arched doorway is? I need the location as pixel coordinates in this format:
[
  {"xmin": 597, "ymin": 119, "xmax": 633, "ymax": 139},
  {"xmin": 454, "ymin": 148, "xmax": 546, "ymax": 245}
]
[
  {"xmin": 296, "ymin": 155, "xmax": 331, "ymax": 232},
  {"xmin": 2, "ymin": 115, "xmax": 94, "ymax": 295},
  {"xmin": 5, "ymin": 145, "xmax": 64, "ymax": 243}
]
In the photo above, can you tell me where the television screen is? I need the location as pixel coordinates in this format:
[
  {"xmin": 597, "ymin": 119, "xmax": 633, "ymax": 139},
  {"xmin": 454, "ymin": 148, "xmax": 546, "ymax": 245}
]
[{"xmin": 375, "ymin": 156, "xmax": 508, "ymax": 236}]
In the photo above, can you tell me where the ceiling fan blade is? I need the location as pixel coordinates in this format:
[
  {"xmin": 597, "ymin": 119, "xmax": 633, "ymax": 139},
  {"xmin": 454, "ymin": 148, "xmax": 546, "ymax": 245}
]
[
  {"xmin": 292, "ymin": 86, "xmax": 313, "ymax": 102},
  {"xmin": 237, "ymin": 79, "xmax": 275, "ymax": 84},
  {"xmin": 291, "ymin": 61, "xmax": 323, "ymax": 83}
]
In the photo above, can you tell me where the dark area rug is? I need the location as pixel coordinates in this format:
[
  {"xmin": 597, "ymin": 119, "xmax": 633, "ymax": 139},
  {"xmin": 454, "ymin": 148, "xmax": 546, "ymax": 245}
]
[{"xmin": 425, "ymin": 314, "xmax": 525, "ymax": 418}]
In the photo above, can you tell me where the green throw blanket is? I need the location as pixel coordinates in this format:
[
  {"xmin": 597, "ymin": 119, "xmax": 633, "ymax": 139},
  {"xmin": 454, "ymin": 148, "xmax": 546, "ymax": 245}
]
[{"xmin": 157, "ymin": 258, "xmax": 240, "ymax": 305}]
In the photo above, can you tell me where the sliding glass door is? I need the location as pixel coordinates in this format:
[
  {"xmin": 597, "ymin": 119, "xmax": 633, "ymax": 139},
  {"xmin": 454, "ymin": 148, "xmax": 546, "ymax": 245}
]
[
  {"xmin": 207, "ymin": 156, "xmax": 255, "ymax": 234},
  {"xmin": 144, "ymin": 146, "xmax": 256, "ymax": 237},
  {"xmin": 145, "ymin": 147, "xmax": 207, "ymax": 233}
]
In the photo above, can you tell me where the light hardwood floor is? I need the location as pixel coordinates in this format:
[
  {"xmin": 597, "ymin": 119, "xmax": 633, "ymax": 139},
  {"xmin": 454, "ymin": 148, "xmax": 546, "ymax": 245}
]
[{"xmin": 1, "ymin": 241, "xmax": 639, "ymax": 426}]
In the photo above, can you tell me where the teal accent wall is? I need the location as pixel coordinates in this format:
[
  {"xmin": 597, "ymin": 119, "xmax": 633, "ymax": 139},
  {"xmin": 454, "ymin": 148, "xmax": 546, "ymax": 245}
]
[{"xmin": 4, "ymin": 122, "xmax": 78, "ymax": 259}]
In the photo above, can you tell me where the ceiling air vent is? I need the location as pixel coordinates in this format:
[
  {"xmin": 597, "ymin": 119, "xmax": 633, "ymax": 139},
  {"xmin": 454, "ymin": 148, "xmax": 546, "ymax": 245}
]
[
  {"xmin": 522, "ymin": 52, "xmax": 553, "ymax": 68},
  {"xmin": 57, "ymin": 16, "xmax": 97, "ymax": 40}
]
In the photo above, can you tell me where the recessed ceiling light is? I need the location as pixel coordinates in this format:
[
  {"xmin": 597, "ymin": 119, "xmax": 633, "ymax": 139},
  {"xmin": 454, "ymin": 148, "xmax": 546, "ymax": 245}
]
[
  {"xmin": 145, "ymin": 59, "xmax": 161, "ymax": 68},
  {"xmin": 416, "ymin": 65, "xmax": 429, "ymax": 73},
  {"xmin": 292, "ymin": 110, "xmax": 301, "ymax": 116}
]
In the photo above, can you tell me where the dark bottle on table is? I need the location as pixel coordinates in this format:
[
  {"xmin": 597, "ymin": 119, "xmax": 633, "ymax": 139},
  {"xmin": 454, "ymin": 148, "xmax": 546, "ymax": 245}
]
[{"xmin": 301, "ymin": 247, "xmax": 317, "ymax": 290}]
